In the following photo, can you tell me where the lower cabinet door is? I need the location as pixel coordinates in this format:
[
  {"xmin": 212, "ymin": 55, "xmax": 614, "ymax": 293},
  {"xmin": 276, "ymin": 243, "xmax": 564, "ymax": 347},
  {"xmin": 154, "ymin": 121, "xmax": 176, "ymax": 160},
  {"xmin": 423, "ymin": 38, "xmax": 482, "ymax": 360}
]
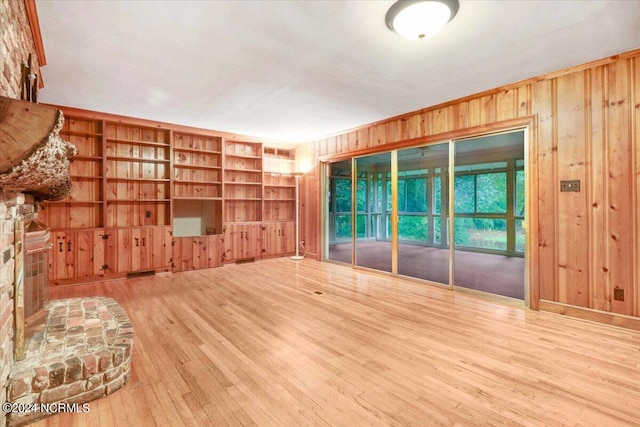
[{"xmin": 49, "ymin": 229, "xmax": 106, "ymax": 284}]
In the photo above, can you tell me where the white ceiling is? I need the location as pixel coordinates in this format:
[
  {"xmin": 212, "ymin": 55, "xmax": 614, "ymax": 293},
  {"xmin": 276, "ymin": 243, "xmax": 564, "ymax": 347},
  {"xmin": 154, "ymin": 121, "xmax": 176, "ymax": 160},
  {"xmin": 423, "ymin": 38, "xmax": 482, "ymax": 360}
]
[{"xmin": 36, "ymin": 1, "xmax": 640, "ymax": 146}]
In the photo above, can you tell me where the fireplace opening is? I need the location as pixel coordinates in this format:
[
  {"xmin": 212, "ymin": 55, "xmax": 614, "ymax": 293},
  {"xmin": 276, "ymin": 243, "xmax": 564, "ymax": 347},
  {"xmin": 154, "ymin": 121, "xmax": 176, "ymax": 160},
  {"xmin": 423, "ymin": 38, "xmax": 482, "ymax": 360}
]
[
  {"xmin": 15, "ymin": 218, "xmax": 51, "ymax": 360},
  {"xmin": 24, "ymin": 244, "xmax": 48, "ymax": 329}
]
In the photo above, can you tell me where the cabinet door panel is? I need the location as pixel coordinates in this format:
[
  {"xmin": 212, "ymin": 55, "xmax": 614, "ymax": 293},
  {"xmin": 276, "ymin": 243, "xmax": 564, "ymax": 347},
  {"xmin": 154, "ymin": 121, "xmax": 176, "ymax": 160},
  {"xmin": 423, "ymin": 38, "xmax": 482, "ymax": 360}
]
[
  {"xmin": 150, "ymin": 226, "xmax": 172, "ymax": 270},
  {"xmin": 112, "ymin": 229, "xmax": 132, "ymax": 273},
  {"xmin": 244, "ymin": 225, "xmax": 261, "ymax": 259},
  {"xmin": 223, "ymin": 224, "xmax": 260, "ymax": 262},
  {"xmin": 75, "ymin": 230, "xmax": 105, "ymax": 278},
  {"xmin": 49, "ymin": 230, "xmax": 106, "ymax": 283},
  {"xmin": 49, "ymin": 231, "xmax": 74, "ymax": 281},
  {"xmin": 260, "ymin": 222, "xmax": 295, "ymax": 258},
  {"xmin": 172, "ymin": 236, "xmax": 191, "ymax": 272},
  {"xmin": 281, "ymin": 221, "xmax": 296, "ymax": 254},
  {"xmin": 204, "ymin": 235, "xmax": 223, "ymax": 268}
]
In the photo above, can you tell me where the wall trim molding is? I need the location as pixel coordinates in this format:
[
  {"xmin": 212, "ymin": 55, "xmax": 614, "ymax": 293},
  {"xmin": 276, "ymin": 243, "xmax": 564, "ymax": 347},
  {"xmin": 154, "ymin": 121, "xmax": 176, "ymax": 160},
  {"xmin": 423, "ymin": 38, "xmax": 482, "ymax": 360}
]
[
  {"xmin": 24, "ymin": 0, "xmax": 46, "ymax": 88},
  {"xmin": 539, "ymin": 300, "xmax": 640, "ymax": 331}
]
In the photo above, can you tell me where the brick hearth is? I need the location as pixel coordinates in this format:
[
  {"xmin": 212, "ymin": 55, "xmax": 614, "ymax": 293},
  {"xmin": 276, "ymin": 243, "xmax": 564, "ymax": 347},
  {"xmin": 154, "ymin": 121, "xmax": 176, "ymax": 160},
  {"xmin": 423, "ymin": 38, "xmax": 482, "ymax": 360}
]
[{"xmin": 6, "ymin": 297, "xmax": 133, "ymax": 426}]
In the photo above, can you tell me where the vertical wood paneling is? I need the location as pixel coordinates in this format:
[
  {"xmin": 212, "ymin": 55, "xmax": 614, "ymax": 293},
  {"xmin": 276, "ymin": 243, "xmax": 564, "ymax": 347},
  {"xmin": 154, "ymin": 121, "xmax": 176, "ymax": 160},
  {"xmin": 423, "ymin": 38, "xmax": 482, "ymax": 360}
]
[
  {"xmin": 408, "ymin": 114, "xmax": 423, "ymax": 138},
  {"xmin": 589, "ymin": 66, "xmax": 609, "ymax": 311},
  {"xmin": 386, "ymin": 120, "xmax": 399, "ymax": 144},
  {"xmin": 467, "ymin": 98, "xmax": 481, "ymax": 127},
  {"xmin": 450, "ymin": 102, "xmax": 468, "ymax": 130},
  {"xmin": 422, "ymin": 111, "xmax": 433, "ymax": 136},
  {"xmin": 496, "ymin": 88, "xmax": 517, "ymax": 121},
  {"xmin": 517, "ymin": 85, "xmax": 531, "ymax": 117},
  {"xmin": 357, "ymin": 128, "xmax": 370, "ymax": 150},
  {"xmin": 345, "ymin": 134, "xmax": 353, "ymax": 153},
  {"xmin": 480, "ymin": 94, "xmax": 496, "ymax": 124},
  {"xmin": 326, "ymin": 137, "xmax": 337, "ymax": 156},
  {"xmin": 297, "ymin": 50, "xmax": 640, "ymax": 321},
  {"xmin": 374, "ymin": 123, "xmax": 386, "ymax": 147},
  {"xmin": 432, "ymin": 108, "xmax": 448, "ymax": 134},
  {"xmin": 606, "ymin": 59, "xmax": 634, "ymax": 316},
  {"xmin": 531, "ymin": 79, "xmax": 556, "ymax": 301},
  {"xmin": 399, "ymin": 117, "xmax": 410, "ymax": 141},
  {"xmin": 555, "ymin": 72, "xmax": 589, "ymax": 307}
]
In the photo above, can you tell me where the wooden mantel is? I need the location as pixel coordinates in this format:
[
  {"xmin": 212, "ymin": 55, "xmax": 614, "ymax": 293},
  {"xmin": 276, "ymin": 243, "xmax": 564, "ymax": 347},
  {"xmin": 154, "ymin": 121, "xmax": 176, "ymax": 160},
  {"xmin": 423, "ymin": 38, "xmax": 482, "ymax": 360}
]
[{"xmin": 0, "ymin": 96, "xmax": 76, "ymax": 201}]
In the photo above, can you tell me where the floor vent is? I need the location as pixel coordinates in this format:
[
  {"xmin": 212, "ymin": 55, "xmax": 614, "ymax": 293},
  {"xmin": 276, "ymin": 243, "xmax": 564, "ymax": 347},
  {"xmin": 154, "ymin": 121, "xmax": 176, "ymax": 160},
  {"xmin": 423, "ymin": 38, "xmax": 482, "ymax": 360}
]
[
  {"xmin": 236, "ymin": 257, "xmax": 256, "ymax": 264},
  {"xmin": 127, "ymin": 270, "xmax": 155, "ymax": 279}
]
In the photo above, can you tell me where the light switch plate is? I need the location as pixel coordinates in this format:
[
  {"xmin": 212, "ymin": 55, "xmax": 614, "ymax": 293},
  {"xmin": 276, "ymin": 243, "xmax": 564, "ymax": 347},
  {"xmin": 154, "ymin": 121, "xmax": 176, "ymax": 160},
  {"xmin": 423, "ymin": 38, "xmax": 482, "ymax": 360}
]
[{"xmin": 560, "ymin": 180, "xmax": 580, "ymax": 192}]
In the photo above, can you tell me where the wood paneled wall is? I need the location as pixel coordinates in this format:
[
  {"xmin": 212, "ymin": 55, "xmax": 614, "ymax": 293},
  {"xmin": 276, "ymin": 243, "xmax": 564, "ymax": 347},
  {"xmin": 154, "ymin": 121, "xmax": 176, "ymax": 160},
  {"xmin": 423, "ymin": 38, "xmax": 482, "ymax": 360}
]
[{"xmin": 295, "ymin": 49, "xmax": 640, "ymax": 321}]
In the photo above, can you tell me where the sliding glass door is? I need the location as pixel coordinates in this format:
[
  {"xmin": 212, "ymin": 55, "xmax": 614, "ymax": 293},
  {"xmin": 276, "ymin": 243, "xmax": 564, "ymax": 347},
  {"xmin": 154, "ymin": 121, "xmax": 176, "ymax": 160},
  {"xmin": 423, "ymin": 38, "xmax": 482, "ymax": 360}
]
[
  {"xmin": 324, "ymin": 129, "xmax": 526, "ymax": 301},
  {"xmin": 452, "ymin": 132, "xmax": 525, "ymax": 299},
  {"xmin": 396, "ymin": 143, "xmax": 449, "ymax": 284},
  {"xmin": 354, "ymin": 152, "xmax": 393, "ymax": 272},
  {"xmin": 328, "ymin": 160, "xmax": 353, "ymax": 264}
]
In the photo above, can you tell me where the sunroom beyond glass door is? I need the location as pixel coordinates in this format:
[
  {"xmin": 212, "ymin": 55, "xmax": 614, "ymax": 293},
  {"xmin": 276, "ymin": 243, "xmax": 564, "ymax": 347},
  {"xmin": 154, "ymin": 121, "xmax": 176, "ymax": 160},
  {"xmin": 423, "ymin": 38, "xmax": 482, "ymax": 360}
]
[
  {"xmin": 397, "ymin": 143, "xmax": 450, "ymax": 284},
  {"xmin": 328, "ymin": 160, "xmax": 353, "ymax": 264},
  {"xmin": 355, "ymin": 152, "xmax": 392, "ymax": 272},
  {"xmin": 453, "ymin": 131, "xmax": 525, "ymax": 299}
]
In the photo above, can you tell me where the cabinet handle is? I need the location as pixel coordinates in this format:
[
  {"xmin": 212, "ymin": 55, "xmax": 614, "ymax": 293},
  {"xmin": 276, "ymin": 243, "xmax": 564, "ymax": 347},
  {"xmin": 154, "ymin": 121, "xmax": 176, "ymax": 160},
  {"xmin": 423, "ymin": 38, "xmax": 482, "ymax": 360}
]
[
  {"xmin": 278, "ymin": 229, "xmax": 280, "ymax": 236},
  {"xmin": 67, "ymin": 241, "xmax": 72, "ymax": 252},
  {"xmin": 135, "ymin": 238, "xmax": 139, "ymax": 247},
  {"xmin": 59, "ymin": 242, "xmax": 64, "ymax": 252},
  {"xmin": 142, "ymin": 237, "xmax": 146, "ymax": 247},
  {"xmin": 245, "ymin": 232, "xmax": 249, "ymax": 241},
  {"xmin": 240, "ymin": 231, "xmax": 244, "ymax": 239}
]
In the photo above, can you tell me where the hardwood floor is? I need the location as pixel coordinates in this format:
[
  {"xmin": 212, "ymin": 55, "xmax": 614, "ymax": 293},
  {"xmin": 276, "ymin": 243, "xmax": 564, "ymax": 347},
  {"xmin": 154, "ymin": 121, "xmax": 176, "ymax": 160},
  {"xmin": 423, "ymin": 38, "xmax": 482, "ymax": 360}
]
[{"xmin": 34, "ymin": 258, "xmax": 640, "ymax": 426}]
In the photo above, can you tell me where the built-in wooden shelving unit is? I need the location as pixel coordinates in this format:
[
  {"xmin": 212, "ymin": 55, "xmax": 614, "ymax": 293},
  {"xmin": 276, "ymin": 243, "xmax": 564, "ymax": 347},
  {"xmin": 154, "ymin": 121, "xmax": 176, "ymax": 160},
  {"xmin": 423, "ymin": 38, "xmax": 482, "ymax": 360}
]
[
  {"xmin": 40, "ymin": 107, "xmax": 297, "ymax": 280},
  {"xmin": 223, "ymin": 140, "xmax": 263, "ymax": 223}
]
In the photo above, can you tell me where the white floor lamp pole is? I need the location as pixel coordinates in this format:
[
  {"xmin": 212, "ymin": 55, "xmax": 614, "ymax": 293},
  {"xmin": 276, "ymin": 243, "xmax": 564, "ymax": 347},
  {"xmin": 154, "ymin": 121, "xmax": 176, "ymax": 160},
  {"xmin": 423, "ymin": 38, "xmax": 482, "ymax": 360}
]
[{"xmin": 291, "ymin": 172, "xmax": 304, "ymax": 260}]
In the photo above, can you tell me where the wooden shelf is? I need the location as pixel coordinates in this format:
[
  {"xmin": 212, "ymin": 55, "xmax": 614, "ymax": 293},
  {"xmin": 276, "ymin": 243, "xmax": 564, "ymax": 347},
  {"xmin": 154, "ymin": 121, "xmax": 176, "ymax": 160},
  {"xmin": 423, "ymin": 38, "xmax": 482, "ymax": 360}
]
[
  {"xmin": 264, "ymin": 184, "xmax": 295, "ymax": 188},
  {"xmin": 107, "ymin": 156, "xmax": 169, "ymax": 163},
  {"xmin": 224, "ymin": 182, "xmax": 261, "ymax": 186},
  {"xmin": 105, "ymin": 137, "xmax": 169, "ymax": 148},
  {"xmin": 61, "ymin": 130, "xmax": 103, "ymax": 138},
  {"xmin": 106, "ymin": 177, "xmax": 170, "ymax": 182},
  {"xmin": 73, "ymin": 155, "xmax": 103, "ymax": 161},
  {"xmin": 174, "ymin": 147, "xmax": 222, "ymax": 155},
  {"xmin": 225, "ymin": 153, "xmax": 262, "ymax": 159},
  {"xmin": 174, "ymin": 179, "xmax": 222, "ymax": 184},
  {"xmin": 69, "ymin": 175, "xmax": 103, "ymax": 180},
  {"xmin": 44, "ymin": 200, "xmax": 104, "ymax": 205},
  {"xmin": 107, "ymin": 199, "xmax": 170, "ymax": 202},
  {"xmin": 224, "ymin": 167, "xmax": 261, "ymax": 173},
  {"xmin": 264, "ymin": 198, "xmax": 296, "ymax": 201},
  {"xmin": 173, "ymin": 196, "xmax": 222, "ymax": 201},
  {"xmin": 173, "ymin": 164, "xmax": 221, "ymax": 170},
  {"xmin": 225, "ymin": 198, "xmax": 262, "ymax": 201}
]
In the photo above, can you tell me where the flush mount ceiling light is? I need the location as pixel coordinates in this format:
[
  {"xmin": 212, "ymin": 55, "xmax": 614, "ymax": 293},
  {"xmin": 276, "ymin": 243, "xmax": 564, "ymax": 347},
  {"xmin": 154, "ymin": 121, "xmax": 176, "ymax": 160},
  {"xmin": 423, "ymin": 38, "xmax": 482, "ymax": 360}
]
[{"xmin": 386, "ymin": 0, "xmax": 459, "ymax": 41}]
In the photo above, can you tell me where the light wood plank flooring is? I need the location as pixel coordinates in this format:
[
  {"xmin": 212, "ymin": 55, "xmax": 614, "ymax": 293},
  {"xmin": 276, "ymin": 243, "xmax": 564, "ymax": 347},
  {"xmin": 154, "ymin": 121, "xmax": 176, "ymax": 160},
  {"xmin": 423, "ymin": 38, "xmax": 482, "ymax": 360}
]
[{"xmin": 34, "ymin": 258, "xmax": 640, "ymax": 426}]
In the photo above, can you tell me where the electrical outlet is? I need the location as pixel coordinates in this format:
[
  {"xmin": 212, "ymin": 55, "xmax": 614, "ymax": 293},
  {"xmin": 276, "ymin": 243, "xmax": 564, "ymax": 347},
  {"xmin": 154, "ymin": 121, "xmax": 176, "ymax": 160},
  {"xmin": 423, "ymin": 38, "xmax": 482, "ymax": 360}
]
[
  {"xmin": 145, "ymin": 210, "xmax": 152, "ymax": 218},
  {"xmin": 613, "ymin": 287, "xmax": 624, "ymax": 301}
]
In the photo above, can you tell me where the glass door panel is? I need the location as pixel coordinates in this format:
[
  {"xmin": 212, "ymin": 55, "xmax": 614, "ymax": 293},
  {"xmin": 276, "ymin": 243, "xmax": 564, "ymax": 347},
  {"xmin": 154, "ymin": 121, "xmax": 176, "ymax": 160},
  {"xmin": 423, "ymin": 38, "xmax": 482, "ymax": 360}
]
[
  {"xmin": 355, "ymin": 152, "xmax": 392, "ymax": 272},
  {"xmin": 453, "ymin": 131, "xmax": 525, "ymax": 299},
  {"xmin": 397, "ymin": 143, "xmax": 450, "ymax": 284},
  {"xmin": 328, "ymin": 160, "xmax": 353, "ymax": 263}
]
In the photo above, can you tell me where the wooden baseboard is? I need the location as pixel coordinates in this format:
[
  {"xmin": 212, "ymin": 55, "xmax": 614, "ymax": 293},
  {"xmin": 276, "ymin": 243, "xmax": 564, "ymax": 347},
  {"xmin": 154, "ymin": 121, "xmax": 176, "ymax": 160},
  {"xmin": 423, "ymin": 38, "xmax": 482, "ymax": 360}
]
[{"xmin": 539, "ymin": 300, "xmax": 640, "ymax": 331}]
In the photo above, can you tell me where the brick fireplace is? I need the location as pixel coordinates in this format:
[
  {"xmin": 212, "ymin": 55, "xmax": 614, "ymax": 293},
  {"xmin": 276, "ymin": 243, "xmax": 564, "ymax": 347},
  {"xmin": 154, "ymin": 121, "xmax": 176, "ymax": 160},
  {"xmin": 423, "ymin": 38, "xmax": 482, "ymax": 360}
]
[{"xmin": 0, "ymin": 98, "xmax": 134, "ymax": 426}]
